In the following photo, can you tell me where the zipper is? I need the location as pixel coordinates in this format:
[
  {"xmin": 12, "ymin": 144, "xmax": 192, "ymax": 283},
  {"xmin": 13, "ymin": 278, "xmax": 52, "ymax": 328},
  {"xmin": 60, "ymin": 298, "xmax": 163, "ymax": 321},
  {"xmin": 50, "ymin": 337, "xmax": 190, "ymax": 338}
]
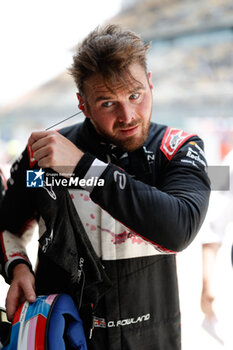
[{"xmin": 89, "ymin": 303, "xmax": 95, "ymax": 339}]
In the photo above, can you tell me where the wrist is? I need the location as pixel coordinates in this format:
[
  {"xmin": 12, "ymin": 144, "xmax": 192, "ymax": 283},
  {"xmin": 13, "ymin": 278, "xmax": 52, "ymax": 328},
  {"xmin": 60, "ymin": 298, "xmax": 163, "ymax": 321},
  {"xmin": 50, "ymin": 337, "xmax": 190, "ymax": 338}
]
[{"xmin": 12, "ymin": 263, "xmax": 31, "ymax": 278}]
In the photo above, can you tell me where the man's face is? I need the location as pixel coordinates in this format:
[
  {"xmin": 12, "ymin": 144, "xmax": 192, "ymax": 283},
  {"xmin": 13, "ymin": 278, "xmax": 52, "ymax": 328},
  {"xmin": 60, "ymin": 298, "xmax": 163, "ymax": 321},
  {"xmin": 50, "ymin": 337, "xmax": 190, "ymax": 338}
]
[{"xmin": 79, "ymin": 63, "xmax": 153, "ymax": 152}]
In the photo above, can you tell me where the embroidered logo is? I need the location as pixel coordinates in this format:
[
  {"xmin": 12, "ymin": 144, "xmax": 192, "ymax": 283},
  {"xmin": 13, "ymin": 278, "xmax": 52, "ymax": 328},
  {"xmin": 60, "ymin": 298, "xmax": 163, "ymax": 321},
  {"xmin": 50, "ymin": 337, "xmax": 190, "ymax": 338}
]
[
  {"xmin": 93, "ymin": 313, "xmax": 150, "ymax": 329},
  {"xmin": 41, "ymin": 229, "xmax": 53, "ymax": 253},
  {"xmin": 113, "ymin": 171, "xmax": 127, "ymax": 190},
  {"xmin": 77, "ymin": 257, "xmax": 84, "ymax": 284},
  {"xmin": 93, "ymin": 317, "xmax": 106, "ymax": 328},
  {"xmin": 108, "ymin": 313, "xmax": 150, "ymax": 328},
  {"xmin": 42, "ymin": 183, "xmax": 57, "ymax": 200},
  {"xmin": 160, "ymin": 127, "xmax": 195, "ymax": 160},
  {"xmin": 143, "ymin": 146, "xmax": 155, "ymax": 164}
]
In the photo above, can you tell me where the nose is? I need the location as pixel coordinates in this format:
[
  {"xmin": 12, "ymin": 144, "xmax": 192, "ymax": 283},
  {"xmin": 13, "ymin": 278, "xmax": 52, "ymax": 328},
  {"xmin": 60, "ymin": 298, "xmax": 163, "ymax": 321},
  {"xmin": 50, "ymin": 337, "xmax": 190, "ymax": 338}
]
[{"xmin": 117, "ymin": 103, "xmax": 134, "ymax": 124}]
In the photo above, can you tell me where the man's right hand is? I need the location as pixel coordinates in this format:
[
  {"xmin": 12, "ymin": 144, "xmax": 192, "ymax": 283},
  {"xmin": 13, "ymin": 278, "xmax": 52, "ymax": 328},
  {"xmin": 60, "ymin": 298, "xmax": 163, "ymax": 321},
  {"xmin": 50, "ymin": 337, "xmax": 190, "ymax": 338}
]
[
  {"xmin": 6, "ymin": 264, "xmax": 36, "ymax": 321},
  {"xmin": 201, "ymin": 286, "xmax": 216, "ymax": 319}
]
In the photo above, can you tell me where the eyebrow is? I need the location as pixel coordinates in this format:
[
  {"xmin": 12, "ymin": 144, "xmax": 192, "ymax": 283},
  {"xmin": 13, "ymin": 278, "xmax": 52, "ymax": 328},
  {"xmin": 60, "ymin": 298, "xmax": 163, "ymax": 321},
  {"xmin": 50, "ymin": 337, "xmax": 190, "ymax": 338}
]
[
  {"xmin": 95, "ymin": 95, "xmax": 113, "ymax": 103},
  {"xmin": 94, "ymin": 85, "xmax": 146, "ymax": 103}
]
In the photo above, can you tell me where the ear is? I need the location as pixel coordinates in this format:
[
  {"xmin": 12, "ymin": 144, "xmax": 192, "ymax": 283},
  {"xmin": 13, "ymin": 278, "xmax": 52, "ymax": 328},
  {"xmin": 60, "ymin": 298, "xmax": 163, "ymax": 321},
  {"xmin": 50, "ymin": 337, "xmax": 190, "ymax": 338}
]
[
  {"xmin": 76, "ymin": 93, "xmax": 90, "ymax": 118},
  {"xmin": 147, "ymin": 71, "xmax": 153, "ymax": 90}
]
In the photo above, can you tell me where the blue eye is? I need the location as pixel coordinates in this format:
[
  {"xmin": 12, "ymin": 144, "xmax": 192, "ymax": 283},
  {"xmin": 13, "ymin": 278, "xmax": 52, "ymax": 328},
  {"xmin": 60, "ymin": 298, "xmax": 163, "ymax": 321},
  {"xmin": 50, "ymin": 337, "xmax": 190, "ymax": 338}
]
[
  {"xmin": 102, "ymin": 101, "xmax": 113, "ymax": 107},
  {"xmin": 130, "ymin": 93, "xmax": 140, "ymax": 100}
]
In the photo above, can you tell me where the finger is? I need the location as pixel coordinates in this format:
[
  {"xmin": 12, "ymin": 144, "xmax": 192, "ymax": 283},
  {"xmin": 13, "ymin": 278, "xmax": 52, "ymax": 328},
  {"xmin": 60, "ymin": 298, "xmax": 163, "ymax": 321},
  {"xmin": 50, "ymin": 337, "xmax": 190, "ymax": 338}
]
[
  {"xmin": 28, "ymin": 131, "xmax": 44, "ymax": 147},
  {"xmin": 6, "ymin": 278, "xmax": 36, "ymax": 321},
  {"xmin": 33, "ymin": 146, "xmax": 52, "ymax": 164},
  {"xmin": 37, "ymin": 155, "xmax": 54, "ymax": 169},
  {"xmin": 6, "ymin": 286, "xmax": 21, "ymax": 321},
  {"xmin": 22, "ymin": 279, "xmax": 36, "ymax": 303},
  {"xmin": 28, "ymin": 131, "xmax": 53, "ymax": 147},
  {"xmin": 31, "ymin": 132, "xmax": 58, "ymax": 153}
]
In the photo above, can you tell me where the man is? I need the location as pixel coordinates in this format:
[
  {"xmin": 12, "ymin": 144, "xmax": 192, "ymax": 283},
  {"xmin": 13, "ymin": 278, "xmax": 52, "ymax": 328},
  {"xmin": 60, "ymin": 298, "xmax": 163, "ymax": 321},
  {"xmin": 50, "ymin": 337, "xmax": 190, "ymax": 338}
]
[
  {"xmin": 0, "ymin": 25, "xmax": 210, "ymax": 349},
  {"xmin": 200, "ymin": 150, "xmax": 233, "ymax": 344}
]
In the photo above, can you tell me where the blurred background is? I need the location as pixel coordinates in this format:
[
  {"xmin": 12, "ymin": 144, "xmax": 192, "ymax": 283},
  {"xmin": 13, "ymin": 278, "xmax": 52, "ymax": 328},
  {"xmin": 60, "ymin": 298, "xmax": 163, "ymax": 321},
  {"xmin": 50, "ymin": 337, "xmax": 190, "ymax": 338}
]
[{"xmin": 1, "ymin": 0, "xmax": 233, "ymax": 348}]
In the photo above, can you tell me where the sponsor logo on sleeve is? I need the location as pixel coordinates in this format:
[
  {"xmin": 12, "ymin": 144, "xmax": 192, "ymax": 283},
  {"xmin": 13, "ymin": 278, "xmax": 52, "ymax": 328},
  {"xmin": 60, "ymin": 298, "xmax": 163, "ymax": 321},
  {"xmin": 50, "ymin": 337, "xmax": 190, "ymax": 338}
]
[
  {"xmin": 160, "ymin": 127, "xmax": 195, "ymax": 160},
  {"xmin": 180, "ymin": 141, "xmax": 207, "ymax": 170},
  {"xmin": 185, "ymin": 145, "xmax": 207, "ymax": 167},
  {"xmin": 113, "ymin": 171, "xmax": 127, "ymax": 189}
]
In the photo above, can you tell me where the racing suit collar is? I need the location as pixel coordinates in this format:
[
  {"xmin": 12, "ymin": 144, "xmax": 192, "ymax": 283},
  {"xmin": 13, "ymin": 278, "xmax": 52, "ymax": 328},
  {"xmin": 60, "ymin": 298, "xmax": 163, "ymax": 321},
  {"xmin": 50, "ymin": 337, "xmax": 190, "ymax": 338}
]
[
  {"xmin": 81, "ymin": 118, "xmax": 154, "ymax": 181},
  {"xmin": 83, "ymin": 118, "xmax": 153, "ymax": 166}
]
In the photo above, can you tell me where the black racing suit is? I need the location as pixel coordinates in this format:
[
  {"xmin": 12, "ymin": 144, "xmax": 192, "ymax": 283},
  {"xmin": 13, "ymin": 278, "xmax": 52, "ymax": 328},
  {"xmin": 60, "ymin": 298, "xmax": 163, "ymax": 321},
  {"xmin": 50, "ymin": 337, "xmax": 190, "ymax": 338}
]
[{"xmin": 0, "ymin": 119, "xmax": 210, "ymax": 349}]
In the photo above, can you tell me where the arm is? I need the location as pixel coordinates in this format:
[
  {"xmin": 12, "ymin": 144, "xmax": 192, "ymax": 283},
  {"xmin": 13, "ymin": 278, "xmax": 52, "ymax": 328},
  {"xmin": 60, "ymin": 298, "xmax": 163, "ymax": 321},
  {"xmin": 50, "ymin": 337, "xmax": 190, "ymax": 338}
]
[
  {"xmin": 0, "ymin": 148, "xmax": 37, "ymax": 281},
  {"xmin": 1, "ymin": 130, "xmax": 83, "ymax": 284},
  {"xmin": 5, "ymin": 263, "xmax": 36, "ymax": 321},
  {"xmin": 26, "ymin": 130, "xmax": 210, "ymax": 253},
  {"xmin": 0, "ymin": 220, "xmax": 37, "ymax": 283},
  {"xmin": 0, "ymin": 149, "xmax": 37, "ymax": 320},
  {"xmin": 76, "ymin": 138, "xmax": 210, "ymax": 252},
  {"xmin": 200, "ymin": 170, "xmax": 233, "ymax": 318},
  {"xmin": 201, "ymin": 242, "xmax": 221, "ymax": 318},
  {"xmin": 0, "ymin": 147, "xmax": 36, "ymax": 233}
]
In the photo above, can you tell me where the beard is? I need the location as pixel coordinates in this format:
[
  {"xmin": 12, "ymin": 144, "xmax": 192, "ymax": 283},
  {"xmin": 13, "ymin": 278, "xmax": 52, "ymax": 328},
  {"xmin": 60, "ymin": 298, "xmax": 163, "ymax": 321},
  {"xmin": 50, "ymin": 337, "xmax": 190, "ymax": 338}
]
[{"xmin": 91, "ymin": 116, "xmax": 151, "ymax": 152}]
